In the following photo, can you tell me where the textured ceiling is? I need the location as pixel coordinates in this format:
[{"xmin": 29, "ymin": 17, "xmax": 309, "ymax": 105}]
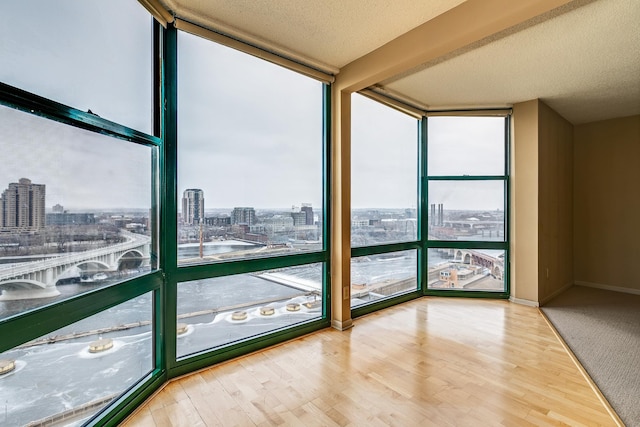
[
  {"xmin": 161, "ymin": 0, "xmax": 640, "ymax": 124},
  {"xmin": 382, "ymin": 0, "xmax": 640, "ymax": 124},
  {"xmin": 161, "ymin": 0, "xmax": 466, "ymax": 71}
]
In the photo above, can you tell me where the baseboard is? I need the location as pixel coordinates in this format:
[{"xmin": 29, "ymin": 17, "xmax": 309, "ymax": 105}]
[
  {"xmin": 575, "ymin": 281, "xmax": 640, "ymax": 296},
  {"xmin": 509, "ymin": 296, "xmax": 539, "ymax": 307},
  {"xmin": 540, "ymin": 281, "xmax": 574, "ymax": 306},
  {"xmin": 331, "ymin": 318, "xmax": 353, "ymax": 331}
]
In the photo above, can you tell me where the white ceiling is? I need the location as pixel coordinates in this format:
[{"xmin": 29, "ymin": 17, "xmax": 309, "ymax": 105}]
[{"xmin": 160, "ymin": 0, "xmax": 640, "ymax": 124}]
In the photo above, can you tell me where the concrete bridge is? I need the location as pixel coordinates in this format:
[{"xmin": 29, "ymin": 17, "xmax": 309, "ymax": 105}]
[
  {"xmin": 0, "ymin": 231, "xmax": 151, "ymax": 300},
  {"xmin": 432, "ymin": 248, "xmax": 504, "ymax": 280}
]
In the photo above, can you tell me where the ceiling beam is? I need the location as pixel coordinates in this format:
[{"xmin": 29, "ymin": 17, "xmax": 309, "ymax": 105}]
[{"xmin": 336, "ymin": 0, "xmax": 577, "ymax": 92}]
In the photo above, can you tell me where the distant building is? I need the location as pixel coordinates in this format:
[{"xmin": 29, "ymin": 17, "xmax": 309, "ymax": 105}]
[
  {"xmin": 182, "ymin": 189, "xmax": 204, "ymax": 225},
  {"xmin": 232, "ymin": 207, "xmax": 256, "ymax": 226},
  {"xmin": 301, "ymin": 203, "xmax": 314, "ymax": 225},
  {"xmin": 291, "ymin": 211, "xmax": 307, "ymax": 226},
  {"xmin": 0, "ymin": 178, "xmax": 46, "ymax": 232},
  {"xmin": 204, "ymin": 215, "xmax": 231, "ymax": 226},
  {"xmin": 52, "ymin": 204, "xmax": 64, "ymax": 213},
  {"xmin": 46, "ymin": 212, "xmax": 96, "ymax": 226}
]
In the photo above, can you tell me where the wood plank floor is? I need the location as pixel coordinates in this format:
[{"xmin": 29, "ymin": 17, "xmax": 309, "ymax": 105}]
[{"xmin": 122, "ymin": 297, "xmax": 618, "ymax": 426}]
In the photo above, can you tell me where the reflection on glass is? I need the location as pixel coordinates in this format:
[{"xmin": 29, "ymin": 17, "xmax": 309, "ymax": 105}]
[
  {"xmin": 0, "ymin": 292, "xmax": 153, "ymax": 426},
  {"xmin": 428, "ymin": 248, "xmax": 504, "ymax": 291},
  {"xmin": 428, "ymin": 116, "xmax": 505, "ymax": 176},
  {"xmin": 0, "ymin": 106, "xmax": 156, "ymax": 321},
  {"xmin": 428, "ymin": 180, "xmax": 505, "ymax": 241},
  {"xmin": 177, "ymin": 32, "xmax": 323, "ymax": 265},
  {"xmin": 2, "ymin": 0, "xmax": 152, "ymax": 133},
  {"xmin": 351, "ymin": 94, "xmax": 418, "ymax": 247},
  {"xmin": 177, "ymin": 263, "xmax": 323, "ymax": 357},
  {"xmin": 350, "ymin": 250, "xmax": 417, "ymax": 308}
]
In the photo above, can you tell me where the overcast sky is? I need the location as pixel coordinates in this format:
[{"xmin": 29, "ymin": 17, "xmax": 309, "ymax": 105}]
[{"xmin": 1, "ymin": 1, "xmax": 505, "ymax": 213}]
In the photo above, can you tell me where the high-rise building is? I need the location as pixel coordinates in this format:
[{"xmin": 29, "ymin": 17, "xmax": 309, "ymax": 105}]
[
  {"xmin": 301, "ymin": 203, "xmax": 314, "ymax": 225},
  {"xmin": 182, "ymin": 189, "xmax": 204, "ymax": 225},
  {"xmin": 232, "ymin": 207, "xmax": 256, "ymax": 226},
  {"xmin": 0, "ymin": 178, "xmax": 46, "ymax": 232},
  {"xmin": 291, "ymin": 211, "xmax": 307, "ymax": 226}
]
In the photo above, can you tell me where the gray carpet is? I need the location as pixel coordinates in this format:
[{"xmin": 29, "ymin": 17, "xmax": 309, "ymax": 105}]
[{"xmin": 541, "ymin": 285, "xmax": 640, "ymax": 426}]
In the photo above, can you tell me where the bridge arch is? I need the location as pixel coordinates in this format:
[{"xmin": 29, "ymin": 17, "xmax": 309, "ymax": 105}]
[
  {"xmin": 0, "ymin": 279, "xmax": 60, "ymax": 300},
  {"xmin": 117, "ymin": 250, "xmax": 144, "ymax": 271},
  {"xmin": 75, "ymin": 260, "xmax": 111, "ymax": 271}
]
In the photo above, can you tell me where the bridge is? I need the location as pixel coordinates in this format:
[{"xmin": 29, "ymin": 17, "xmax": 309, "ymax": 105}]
[
  {"xmin": 0, "ymin": 231, "xmax": 151, "ymax": 300},
  {"xmin": 431, "ymin": 248, "xmax": 504, "ymax": 281}
]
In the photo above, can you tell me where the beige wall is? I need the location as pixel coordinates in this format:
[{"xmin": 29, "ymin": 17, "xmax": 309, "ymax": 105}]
[
  {"xmin": 512, "ymin": 99, "xmax": 574, "ymax": 305},
  {"xmin": 511, "ymin": 100, "xmax": 540, "ymax": 304},
  {"xmin": 538, "ymin": 102, "xmax": 574, "ymax": 303},
  {"xmin": 574, "ymin": 115, "xmax": 640, "ymax": 291}
]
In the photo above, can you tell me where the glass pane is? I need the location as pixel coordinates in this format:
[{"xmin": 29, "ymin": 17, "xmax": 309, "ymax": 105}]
[
  {"xmin": 428, "ymin": 180, "xmax": 505, "ymax": 241},
  {"xmin": 351, "ymin": 94, "xmax": 418, "ymax": 247},
  {"xmin": 350, "ymin": 250, "xmax": 417, "ymax": 308},
  {"xmin": 1, "ymin": 0, "xmax": 152, "ymax": 133},
  {"xmin": 428, "ymin": 116, "xmax": 505, "ymax": 176},
  {"xmin": 177, "ymin": 263, "xmax": 323, "ymax": 358},
  {"xmin": 0, "ymin": 292, "xmax": 153, "ymax": 426},
  {"xmin": 0, "ymin": 106, "xmax": 156, "ymax": 321},
  {"xmin": 428, "ymin": 248, "xmax": 505, "ymax": 291},
  {"xmin": 177, "ymin": 32, "xmax": 323, "ymax": 266}
]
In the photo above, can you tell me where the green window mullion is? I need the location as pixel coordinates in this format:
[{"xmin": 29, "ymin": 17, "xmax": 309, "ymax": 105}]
[
  {"xmin": 427, "ymin": 175, "xmax": 507, "ymax": 181},
  {"xmin": 0, "ymin": 272, "xmax": 162, "ymax": 353},
  {"xmin": 162, "ymin": 22, "xmax": 179, "ymax": 371},
  {"xmin": 0, "ymin": 82, "xmax": 160, "ymax": 148},
  {"xmin": 322, "ymin": 83, "xmax": 332, "ymax": 320},
  {"xmin": 174, "ymin": 251, "xmax": 328, "ymax": 283},
  {"xmin": 351, "ymin": 241, "xmax": 421, "ymax": 258}
]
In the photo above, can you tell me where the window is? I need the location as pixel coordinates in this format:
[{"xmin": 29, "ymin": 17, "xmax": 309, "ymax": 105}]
[
  {"xmin": 173, "ymin": 29, "xmax": 328, "ymax": 358},
  {"xmin": 351, "ymin": 250, "xmax": 417, "ymax": 307},
  {"xmin": 426, "ymin": 116, "xmax": 509, "ymax": 293},
  {"xmin": 177, "ymin": 263, "xmax": 323, "ymax": 358},
  {"xmin": 0, "ymin": 0, "xmax": 152, "ymax": 133},
  {"xmin": 0, "ymin": 106, "xmax": 156, "ymax": 321},
  {"xmin": 351, "ymin": 94, "xmax": 418, "ymax": 247},
  {"xmin": 177, "ymin": 32, "xmax": 323, "ymax": 265},
  {"xmin": 350, "ymin": 94, "xmax": 420, "ymax": 310},
  {"xmin": 0, "ymin": 292, "xmax": 153, "ymax": 426}
]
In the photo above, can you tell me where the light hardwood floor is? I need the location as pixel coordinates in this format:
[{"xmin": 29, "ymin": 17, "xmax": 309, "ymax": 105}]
[{"xmin": 123, "ymin": 297, "xmax": 618, "ymax": 426}]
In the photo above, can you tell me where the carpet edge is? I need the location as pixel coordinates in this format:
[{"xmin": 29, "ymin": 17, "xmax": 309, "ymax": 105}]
[{"xmin": 538, "ymin": 308, "xmax": 625, "ymax": 427}]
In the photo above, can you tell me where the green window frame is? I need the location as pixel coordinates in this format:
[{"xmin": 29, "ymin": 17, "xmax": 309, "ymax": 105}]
[{"xmin": 423, "ymin": 115, "xmax": 511, "ymax": 299}]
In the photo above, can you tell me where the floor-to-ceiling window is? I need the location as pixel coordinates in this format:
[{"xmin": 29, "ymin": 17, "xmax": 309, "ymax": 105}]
[
  {"xmin": 426, "ymin": 115, "xmax": 509, "ymax": 296},
  {"xmin": 169, "ymin": 27, "xmax": 330, "ymax": 371},
  {"xmin": 0, "ymin": 1, "xmax": 161, "ymax": 426},
  {"xmin": 350, "ymin": 93, "xmax": 421, "ymax": 312}
]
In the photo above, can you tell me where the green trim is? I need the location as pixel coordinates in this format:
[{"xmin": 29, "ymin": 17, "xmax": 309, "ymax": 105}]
[
  {"xmin": 352, "ymin": 290, "xmax": 421, "ymax": 318},
  {"xmin": 427, "ymin": 175, "xmax": 507, "ymax": 181},
  {"xmin": 419, "ymin": 117, "xmax": 428, "ymax": 294},
  {"xmin": 170, "ymin": 318, "xmax": 330, "ymax": 378},
  {"xmin": 423, "ymin": 289, "xmax": 510, "ymax": 299},
  {"xmin": 162, "ymin": 22, "xmax": 179, "ymax": 371},
  {"xmin": 351, "ymin": 241, "xmax": 420, "ymax": 257},
  {"xmin": 0, "ymin": 82, "xmax": 160, "ymax": 148},
  {"xmin": 427, "ymin": 241, "xmax": 507, "ymax": 250},
  {"xmin": 0, "ymin": 272, "xmax": 162, "ymax": 353},
  {"xmin": 322, "ymin": 83, "xmax": 332, "ymax": 319},
  {"xmin": 175, "ymin": 251, "xmax": 328, "ymax": 282}
]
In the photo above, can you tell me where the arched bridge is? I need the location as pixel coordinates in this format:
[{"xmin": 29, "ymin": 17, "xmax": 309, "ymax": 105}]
[{"xmin": 0, "ymin": 231, "xmax": 151, "ymax": 300}]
